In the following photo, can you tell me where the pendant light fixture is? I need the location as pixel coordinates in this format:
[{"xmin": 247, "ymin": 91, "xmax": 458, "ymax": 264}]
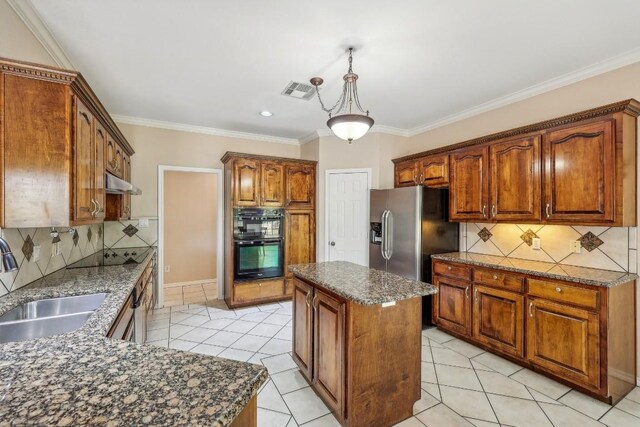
[{"xmin": 310, "ymin": 48, "xmax": 374, "ymax": 143}]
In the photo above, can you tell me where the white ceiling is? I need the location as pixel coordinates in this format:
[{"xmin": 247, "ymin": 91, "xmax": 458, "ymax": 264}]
[{"xmin": 23, "ymin": 0, "xmax": 640, "ymax": 142}]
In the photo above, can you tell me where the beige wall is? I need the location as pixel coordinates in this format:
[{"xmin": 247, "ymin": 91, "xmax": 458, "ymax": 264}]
[
  {"xmin": 118, "ymin": 123, "xmax": 300, "ymax": 217},
  {"xmin": 0, "ymin": 0, "xmax": 57, "ymax": 66},
  {"xmin": 163, "ymin": 171, "xmax": 218, "ymax": 284}
]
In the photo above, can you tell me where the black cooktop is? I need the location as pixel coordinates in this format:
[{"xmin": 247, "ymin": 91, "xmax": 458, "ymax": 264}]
[{"xmin": 66, "ymin": 247, "xmax": 154, "ymax": 269}]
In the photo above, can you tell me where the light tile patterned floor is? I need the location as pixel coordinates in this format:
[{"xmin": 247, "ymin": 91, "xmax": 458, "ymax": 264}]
[
  {"xmin": 162, "ymin": 282, "xmax": 217, "ymax": 307},
  {"xmin": 147, "ymin": 302, "xmax": 640, "ymax": 427}
]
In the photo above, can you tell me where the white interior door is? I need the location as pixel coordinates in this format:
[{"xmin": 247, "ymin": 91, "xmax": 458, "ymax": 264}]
[{"xmin": 327, "ymin": 171, "xmax": 370, "ymax": 265}]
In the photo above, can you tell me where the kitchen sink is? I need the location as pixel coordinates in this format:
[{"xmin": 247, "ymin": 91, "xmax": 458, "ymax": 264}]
[
  {"xmin": 0, "ymin": 293, "xmax": 107, "ymax": 322},
  {"xmin": 0, "ymin": 293, "xmax": 107, "ymax": 344},
  {"xmin": 0, "ymin": 311, "xmax": 94, "ymax": 344}
]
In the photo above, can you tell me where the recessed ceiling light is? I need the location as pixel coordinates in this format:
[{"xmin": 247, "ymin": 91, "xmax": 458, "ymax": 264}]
[{"xmin": 259, "ymin": 111, "xmax": 273, "ymax": 117}]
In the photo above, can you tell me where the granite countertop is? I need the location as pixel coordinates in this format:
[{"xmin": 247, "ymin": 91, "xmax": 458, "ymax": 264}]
[
  {"xmin": 0, "ymin": 250, "xmax": 268, "ymax": 426},
  {"xmin": 288, "ymin": 261, "xmax": 437, "ymax": 305},
  {"xmin": 431, "ymin": 252, "xmax": 639, "ymax": 288}
]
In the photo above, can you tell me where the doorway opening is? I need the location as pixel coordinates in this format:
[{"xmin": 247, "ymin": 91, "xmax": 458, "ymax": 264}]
[
  {"xmin": 158, "ymin": 166, "xmax": 223, "ymax": 308},
  {"xmin": 325, "ymin": 168, "xmax": 371, "ymax": 265}
]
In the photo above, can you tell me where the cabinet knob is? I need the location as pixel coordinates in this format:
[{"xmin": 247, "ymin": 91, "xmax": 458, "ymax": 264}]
[
  {"xmin": 492, "ymin": 274, "xmax": 498, "ymax": 280},
  {"xmin": 258, "ymin": 283, "xmax": 262, "ymax": 287},
  {"xmin": 447, "ymin": 266, "xmax": 452, "ymax": 271},
  {"xmin": 555, "ymin": 287, "xmax": 561, "ymax": 293}
]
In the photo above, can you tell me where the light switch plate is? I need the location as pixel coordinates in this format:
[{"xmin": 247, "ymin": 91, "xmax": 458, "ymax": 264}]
[
  {"xmin": 138, "ymin": 218, "xmax": 149, "ymax": 228},
  {"xmin": 531, "ymin": 237, "xmax": 541, "ymax": 250}
]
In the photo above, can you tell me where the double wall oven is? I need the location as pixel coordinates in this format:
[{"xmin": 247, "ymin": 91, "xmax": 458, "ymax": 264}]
[{"xmin": 233, "ymin": 208, "xmax": 284, "ymax": 281}]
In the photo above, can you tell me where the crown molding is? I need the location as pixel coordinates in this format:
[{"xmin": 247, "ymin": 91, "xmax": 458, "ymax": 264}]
[
  {"xmin": 112, "ymin": 115, "xmax": 301, "ymax": 145},
  {"xmin": 7, "ymin": 0, "xmax": 74, "ymax": 69},
  {"xmin": 407, "ymin": 47, "xmax": 640, "ymax": 137}
]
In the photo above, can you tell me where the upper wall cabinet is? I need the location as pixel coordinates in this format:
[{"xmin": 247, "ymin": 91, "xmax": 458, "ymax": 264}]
[
  {"xmin": 233, "ymin": 158, "xmax": 261, "ymax": 206},
  {"xmin": 0, "ymin": 58, "xmax": 134, "ymax": 228},
  {"xmin": 393, "ymin": 99, "xmax": 639, "ymax": 226},
  {"xmin": 449, "ymin": 146, "xmax": 489, "ymax": 221},
  {"xmin": 261, "ymin": 162, "xmax": 285, "ymax": 207},
  {"xmin": 286, "ymin": 164, "xmax": 315, "ymax": 209},
  {"xmin": 490, "ymin": 136, "xmax": 541, "ymax": 222},
  {"xmin": 393, "ymin": 154, "xmax": 449, "ymax": 188}
]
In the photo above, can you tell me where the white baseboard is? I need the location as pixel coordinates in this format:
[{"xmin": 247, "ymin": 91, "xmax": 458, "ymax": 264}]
[{"xmin": 164, "ymin": 278, "xmax": 217, "ymax": 288}]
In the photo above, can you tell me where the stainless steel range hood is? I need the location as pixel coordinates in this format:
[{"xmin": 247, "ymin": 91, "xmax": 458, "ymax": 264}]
[{"xmin": 106, "ymin": 172, "xmax": 142, "ymax": 195}]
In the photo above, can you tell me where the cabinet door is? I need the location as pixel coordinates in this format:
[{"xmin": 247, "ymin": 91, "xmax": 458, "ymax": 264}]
[
  {"xmin": 94, "ymin": 122, "xmax": 106, "ymax": 220},
  {"xmin": 292, "ymin": 278, "xmax": 314, "ymax": 381},
  {"xmin": 543, "ymin": 120, "xmax": 614, "ymax": 223},
  {"xmin": 490, "ymin": 136, "xmax": 541, "ymax": 221},
  {"xmin": 449, "ymin": 146, "xmax": 489, "ymax": 221},
  {"xmin": 74, "ymin": 98, "xmax": 95, "ymax": 222},
  {"xmin": 473, "ymin": 285, "xmax": 524, "ymax": 358},
  {"xmin": 285, "ymin": 210, "xmax": 316, "ymax": 279},
  {"xmin": 313, "ymin": 289, "xmax": 345, "ymax": 415},
  {"xmin": 394, "ymin": 160, "xmax": 418, "ymax": 187},
  {"xmin": 286, "ymin": 165, "xmax": 315, "ymax": 209},
  {"xmin": 526, "ymin": 298, "xmax": 600, "ymax": 389},
  {"xmin": 433, "ymin": 276, "xmax": 472, "ymax": 336},
  {"xmin": 419, "ymin": 155, "xmax": 449, "ymax": 187},
  {"xmin": 122, "ymin": 153, "xmax": 131, "ymax": 219},
  {"xmin": 261, "ymin": 162, "xmax": 285, "ymax": 206},
  {"xmin": 105, "ymin": 135, "xmax": 117, "ymax": 175},
  {"xmin": 115, "ymin": 145, "xmax": 125, "ymax": 178},
  {"xmin": 234, "ymin": 159, "xmax": 260, "ymax": 206}
]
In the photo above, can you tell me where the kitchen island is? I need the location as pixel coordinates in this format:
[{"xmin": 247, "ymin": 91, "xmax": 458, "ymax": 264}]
[{"xmin": 288, "ymin": 261, "xmax": 437, "ymax": 427}]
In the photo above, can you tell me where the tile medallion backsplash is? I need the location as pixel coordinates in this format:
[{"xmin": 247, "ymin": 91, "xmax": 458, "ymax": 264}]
[
  {"xmin": 104, "ymin": 218, "xmax": 158, "ymax": 249},
  {"xmin": 461, "ymin": 223, "xmax": 637, "ymax": 273},
  {"xmin": 0, "ymin": 224, "xmax": 104, "ymax": 297}
]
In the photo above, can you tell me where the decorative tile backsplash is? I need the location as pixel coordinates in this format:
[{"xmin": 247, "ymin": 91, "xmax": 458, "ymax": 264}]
[
  {"xmin": 0, "ymin": 224, "xmax": 104, "ymax": 297},
  {"xmin": 104, "ymin": 219, "xmax": 158, "ymax": 249},
  {"xmin": 461, "ymin": 223, "xmax": 636, "ymax": 273}
]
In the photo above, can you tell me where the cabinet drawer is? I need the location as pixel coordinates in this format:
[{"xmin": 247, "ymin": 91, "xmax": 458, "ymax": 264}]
[
  {"xmin": 433, "ymin": 261, "xmax": 471, "ymax": 281},
  {"xmin": 528, "ymin": 279, "xmax": 599, "ymax": 310},
  {"xmin": 234, "ymin": 279, "xmax": 284, "ymax": 303},
  {"xmin": 474, "ymin": 268, "xmax": 524, "ymax": 292}
]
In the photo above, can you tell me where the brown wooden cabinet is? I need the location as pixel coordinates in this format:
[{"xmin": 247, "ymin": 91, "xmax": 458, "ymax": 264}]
[
  {"xmin": 313, "ymin": 289, "xmax": 345, "ymax": 416},
  {"xmin": 293, "ymin": 279, "xmax": 314, "ymax": 381},
  {"xmin": 233, "ymin": 158, "xmax": 261, "ymax": 207},
  {"xmin": 394, "ymin": 160, "xmax": 418, "ymax": 187},
  {"xmin": 473, "ymin": 285, "xmax": 524, "ymax": 358},
  {"xmin": 0, "ymin": 58, "xmax": 134, "ymax": 228},
  {"xmin": 222, "ymin": 153, "xmax": 317, "ymax": 308},
  {"xmin": 418, "ymin": 154, "xmax": 449, "ymax": 187},
  {"xmin": 490, "ymin": 136, "xmax": 541, "ymax": 221},
  {"xmin": 449, "ymin": 146, "xmax": 489, "ymax": 221},
  {"xmin": 286, "ymin": 164, "xmax": 315, "ymax": 209},
  {"xmin": 260, "ymin": 162, "xmax": 285, "ymax": 207},
  {"xmin": 543, "ymin": 119, "xmax": 615, "ymax": 223},
  {"xmin": 432, "ymin": 259, "xmax": 636, "ymax": 404},
  {"xmin": 285, "ymin": 210, "xmax": 316, "ymax": 295}
]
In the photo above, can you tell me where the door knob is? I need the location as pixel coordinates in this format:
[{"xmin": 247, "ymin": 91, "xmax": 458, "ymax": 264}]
[{"xmin": 329, "ymin": 241, "xmax": 336, "ymax": 246}]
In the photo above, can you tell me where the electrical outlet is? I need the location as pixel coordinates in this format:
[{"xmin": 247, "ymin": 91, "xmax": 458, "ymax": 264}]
[
  {"xmin": 570, "ymin": 240, "xmax": 582, "ymax": 254},
  {"xmin": 32, "ymin": 245, "xmax": 41, "ymax": 262},
  {"xmin": 138, "ymin": 218, "xmax": 149, "ymax": 228},
  {"xmin": 531, "ymin": 238, "xmax": 541, "ymax": 250},
  {"xmin": 164, "ymin": 265, "xmax": 170, "ymax": 273}
]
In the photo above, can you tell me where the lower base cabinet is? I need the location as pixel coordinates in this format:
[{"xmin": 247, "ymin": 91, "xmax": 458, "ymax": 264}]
[
  {"xmin": 432, "ymin": 260, "xmax": 636, "ymax": 404},
  {"xmin": 292, "ymin": 277, "xmax": 421, "ymax": 426}
]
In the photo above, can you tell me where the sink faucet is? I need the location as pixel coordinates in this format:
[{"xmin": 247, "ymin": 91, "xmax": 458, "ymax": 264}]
[{"xmin": 0, "ymin": 237, "xmax": 18, "ymax": 272}]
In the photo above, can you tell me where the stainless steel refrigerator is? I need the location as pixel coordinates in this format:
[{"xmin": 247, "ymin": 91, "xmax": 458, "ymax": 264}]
[{"xmin": 369, "ymin": 186, "xmax": 459, "ymax": 325}]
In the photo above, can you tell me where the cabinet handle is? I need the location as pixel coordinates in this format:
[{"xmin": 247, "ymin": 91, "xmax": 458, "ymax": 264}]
[
  {"xmin": 419, "ymin": 173, "xmax": 424, "ymax": 183},
  {"xmin": 465, "ymin": 286, "xmax": 469, "ymax": 299},
  {"xmin": 529, "ymin": 301, "xmax": 533, "ymax": 317},
  {"xmin": 312, "ymin": 295, "xmax": 318, "ymax": 311},
  {"xmin": 90, "ymin": 199, "xmax": 97, "ymax": 216},
  {"xmin": 305, "ymin": 292, "xmax": 311, "ymax": 308},
  {"xmin": 545, "ymin": 203, "xmax": 551, "ymax": 218},
  {"xmin": 491, "ymin": 204, "xmax": 496, "ymax": 218},
  {"xmin": 413, "ymin": 170, "xmax": 417, "ymax": 184},
  {"xmin": 474, "ymin": 288, "xmax": 478, "ymax": 301},
  {"xmin": 555, "ymin": 287, "xmax": 561, "ymax": 293},
  {"xmin": 96, "ymin": 199, "xmax": 103, "ymax": 214},
  {"xmin": 492, "ymin": 274, "xmax": 498, "ymax": 280},
  {"xmin": 482, "ymin": 205, "xmax": 487, "ymax": 218}
]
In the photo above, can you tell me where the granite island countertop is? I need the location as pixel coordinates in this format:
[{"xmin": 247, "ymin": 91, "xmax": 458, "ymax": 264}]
[
  {"xmin": 431, "ymin": 252, "xmax": 638, "ymax": 288},
  {"xmin": 288, "ymin": 261, "xmax": 437, "ymax": 305},
  {"xmin": 0, "ymin": 250, "xmax": 268, "ymax": 426}
]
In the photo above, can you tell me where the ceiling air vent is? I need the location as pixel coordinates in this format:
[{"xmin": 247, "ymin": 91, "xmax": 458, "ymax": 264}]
[{"xmin": 281, "ymin": 81, "xmax": 315, "ymax": 100}]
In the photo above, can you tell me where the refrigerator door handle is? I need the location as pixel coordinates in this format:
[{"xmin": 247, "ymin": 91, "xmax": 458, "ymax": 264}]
[
  {"xmin": 381, "ymin": 210, "xmax": 388, "ymax": 260},
  {"xmin": 386, "ymin": 210, "xmax": 394, "ymax": 259}
]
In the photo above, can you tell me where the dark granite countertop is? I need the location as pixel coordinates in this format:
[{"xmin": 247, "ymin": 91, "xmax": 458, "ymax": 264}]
[
  {"xmin": 0, "ymin": 250, "xmax": 267, "ymax": 426},
  {"xmin": 431, "ymin": 252, "xmax": 638, "ymax": 288},
  {"xmin": 288, "ymin": 261, "xmax": 437, "ymax": 305}
]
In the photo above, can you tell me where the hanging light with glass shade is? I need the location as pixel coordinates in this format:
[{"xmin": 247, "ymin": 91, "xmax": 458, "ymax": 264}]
[{"xmin": 310, "ymin": 48, "xmax": 374, "ymax": 143}]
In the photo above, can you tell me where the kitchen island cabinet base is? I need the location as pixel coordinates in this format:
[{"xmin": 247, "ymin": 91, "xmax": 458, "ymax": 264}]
[
  {"xmin": 230, "ymin": 395, "xmax": 257, "ymax": 427},
  {"xmin": 292, "ymin": 276, "xmax": 421, "ymax": 427}
]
